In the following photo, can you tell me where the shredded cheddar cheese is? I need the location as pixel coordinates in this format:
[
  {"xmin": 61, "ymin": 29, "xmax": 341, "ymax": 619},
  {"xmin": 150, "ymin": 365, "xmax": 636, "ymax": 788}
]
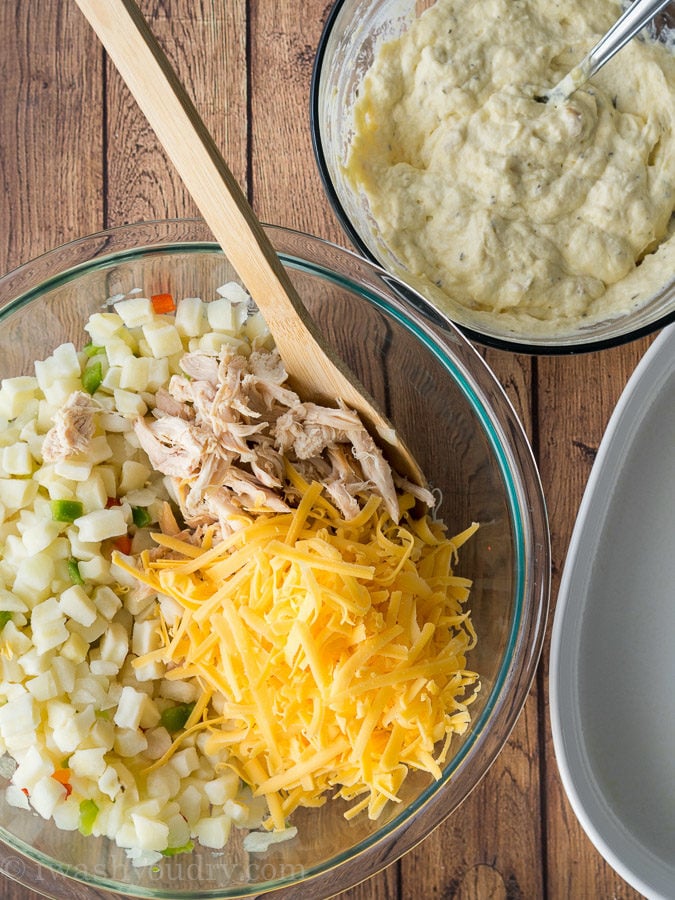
[{"xmin": 118, "ymin": 482, "xmax": 479, "ymax": 829}]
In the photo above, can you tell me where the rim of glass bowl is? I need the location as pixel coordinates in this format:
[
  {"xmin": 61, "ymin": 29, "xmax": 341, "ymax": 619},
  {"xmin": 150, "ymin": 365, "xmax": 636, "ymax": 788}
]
[
  {"xmin": 0, "ymin": 220, "xmax": 550, "ymax": 899},
  {"xmin": 309, "ymin": 0, "xmax": 675, "ymax": 356}
]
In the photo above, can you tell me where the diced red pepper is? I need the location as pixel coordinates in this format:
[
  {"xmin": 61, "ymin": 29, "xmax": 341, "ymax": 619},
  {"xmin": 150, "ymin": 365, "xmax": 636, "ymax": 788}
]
[
  {"xmin": 105, "ymin": 497, "xmax": 121, "ymax": 508},
  {"xmin": 52, "ymin": 768, "xmax": 73, "ymax": 798},
  {"xmin": 113, "ymin": 534, "xmax": 133, "ymax": 555},
  {"xmin": 151, "ymin": 292, "xmax": 176, "ymax": 314}
]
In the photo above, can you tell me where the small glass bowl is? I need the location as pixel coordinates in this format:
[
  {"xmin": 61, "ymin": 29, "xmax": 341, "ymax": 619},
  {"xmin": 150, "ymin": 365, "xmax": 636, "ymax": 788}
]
[
  {"xmin": 310, "ymin": 0, "xmax": 675, "ymax": 354},
  {"xmin": 0, "ymin": 220, "xmax": 549, "ymax": 898}
]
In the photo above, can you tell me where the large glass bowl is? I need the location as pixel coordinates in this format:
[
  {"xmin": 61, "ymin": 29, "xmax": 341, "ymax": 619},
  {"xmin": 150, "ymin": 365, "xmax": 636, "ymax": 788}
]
[
  {"xmin": 310, "ymin": 0, "xmax": 675, "ymax": 354},
  {"xmin": 0, "ymin": 220, "xmax": 549, "ymax": 898}
]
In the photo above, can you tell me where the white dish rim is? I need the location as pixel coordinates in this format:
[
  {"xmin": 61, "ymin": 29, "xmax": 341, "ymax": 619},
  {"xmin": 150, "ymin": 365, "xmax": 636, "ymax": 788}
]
[{"xmin": 549, "ymin": 322, "xmax": 675, "ymax": 900}]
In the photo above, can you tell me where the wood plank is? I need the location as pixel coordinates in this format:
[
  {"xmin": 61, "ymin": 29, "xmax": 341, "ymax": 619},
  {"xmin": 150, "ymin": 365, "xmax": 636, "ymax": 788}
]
[
  {"xmin": 538, "ymin": 338, "xmax": 653, "ymax": 900},
  {"xmin": 105, "ymin": 0, "xmax": 248, "ymax": 226},
  {"xmin": 399, "ymin": 347, "xmax": 544, "ymax": 900},
  {"xmin": 0, "ymin": 0, "xmax": 103, "ymax": 272},
  {"xmin": 248, "ymin": 0, "xmax": 345, "ymax": 243}
]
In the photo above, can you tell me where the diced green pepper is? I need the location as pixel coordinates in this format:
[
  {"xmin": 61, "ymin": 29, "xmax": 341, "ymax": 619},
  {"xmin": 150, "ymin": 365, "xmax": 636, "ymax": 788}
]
[
  {"xmin": 161, "ymin": 840, "xmax": 194, "ymax": 856},
  {"xmin": 160, "ymin": 702, "xmax": 195, "ymax": 733},
  {"xmin": 0, "ymin": 611, "xmax": 12, "ymax": 631},
  {"xmin": 83, "ymin": 342, "xmax": 104, "ymax": 358},
  {"xmin": 131, "ymin": 505, "xmax": 152, "ymax": 529},
  {"xmin": 82, "ymin": 360, "xmax": 103, "ymax": 395},
  {"xmin": 78, "ymin": 799, "xmax": 99, "ymax": 836},
  {"xmin": 67, "ymin": 558, "xmax": 84, "ymax": 586},
  {"xmin": 51, "ymin": 499, "xmax": 84, "ymax": 523}
]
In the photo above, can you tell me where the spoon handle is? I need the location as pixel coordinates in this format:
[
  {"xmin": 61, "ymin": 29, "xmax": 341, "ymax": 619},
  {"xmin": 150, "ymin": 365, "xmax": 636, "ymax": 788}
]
[
  {"xmin": 73, "ymin": 0, "xmax": 423, "ymax": 483},
  {"xmin": 549, "ymin": 0, "xmax": 672, "ymax": 104}
]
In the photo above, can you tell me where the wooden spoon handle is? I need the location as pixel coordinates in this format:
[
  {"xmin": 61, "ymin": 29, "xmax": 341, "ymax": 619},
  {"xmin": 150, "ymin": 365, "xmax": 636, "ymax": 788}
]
[{"xmin": 73, "ymin": 0, "xmax": 423, "ymax": 484}]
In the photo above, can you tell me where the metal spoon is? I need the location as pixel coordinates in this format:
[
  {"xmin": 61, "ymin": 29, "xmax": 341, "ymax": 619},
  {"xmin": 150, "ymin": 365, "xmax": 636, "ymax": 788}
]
[
  {"xmin": 72, "ymin": 0, "xmax": 425, "ymax": 489},
  {"xmin": 541, "ymin": 0, "xmax": 672, "ymax": 105}
]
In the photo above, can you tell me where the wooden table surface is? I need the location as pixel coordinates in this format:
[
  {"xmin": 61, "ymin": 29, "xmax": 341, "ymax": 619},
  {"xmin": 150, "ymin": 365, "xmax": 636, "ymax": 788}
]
[{"xmin": 0, "ymin": 1, "xmax": 656, "ymax": 898}]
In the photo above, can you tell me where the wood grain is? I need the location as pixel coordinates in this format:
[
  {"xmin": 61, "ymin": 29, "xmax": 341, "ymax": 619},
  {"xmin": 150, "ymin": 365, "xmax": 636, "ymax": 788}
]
[{"xmin": 0, "ymin": 0, "xmax": 658, "ymax": 898}]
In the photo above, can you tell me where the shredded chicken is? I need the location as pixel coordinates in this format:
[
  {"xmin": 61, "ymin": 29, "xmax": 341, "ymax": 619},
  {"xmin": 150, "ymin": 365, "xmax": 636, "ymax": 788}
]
[
  {"xmin": 133, "ymin": 346, "xmax": 416, "ymax": 527},
  {"xmin": 42, "ymin": 391, "xmax": 99, "ymax": 462}
]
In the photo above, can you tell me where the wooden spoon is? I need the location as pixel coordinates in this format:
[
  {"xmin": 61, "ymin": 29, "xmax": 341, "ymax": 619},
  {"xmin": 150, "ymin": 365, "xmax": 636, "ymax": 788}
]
[{"xmin": 73, "ymin": 0, "xmax": 424, "ymax": 487}]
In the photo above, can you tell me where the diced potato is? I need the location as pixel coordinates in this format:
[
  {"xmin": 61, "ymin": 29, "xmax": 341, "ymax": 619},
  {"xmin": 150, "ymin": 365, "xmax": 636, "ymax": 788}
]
[
  {"xmin": 142, "ymin": 321, "xmax": 183, "ymax": 359},
  {"xmin": 76, "ymin": 472, "xmax": 108, "ymax": 512},
  {"xmin": 114, "ymin": 728, "xmax": 148, "ymax": 757},
  {"xmin": 17, "ymin": 646, "xmax": 53, "ymax": 677},
  {"xmin": 68, "ymin": 614, "xmax": 108, "ymax": 644},
  {"xmin": 96, "ymin": 465, "xmax": 117, "ymax": 499},
  {"xmin": 31, "ymin": 597, "xmax": 68, "ymax": 653},
  {"xmin": 69, "ymin": 747, "xmax": 107, "ymax": 780},
  {"xmin": 75, "ymin": 507, "xmax": 127, "ymax": 542},
  {"xmin": 130, "ymin": 814, "xmax": 170, "ymax": 853},
  {"xmin": 52, "ymin": 796, "xmax": 80, "ymax": 831},
  {"xmin": 60, "ymin": 632, "xmax": 89, "ymax": 663},
  {"xmin": 51, "ymin": 656, "xmax": 77, "ymax": 693},
  {"xmin": 0, "ymin": 477, "xmax": 38, "ymax": 513},
  {"xmin": 194, "ymin": 814, "xmax": 232, "ymax": 849},
  {"xmin": 113, "ymin": 296, "xmax": 154, "ymax": 328},
  {"xmin": 0, "ymin": 691, "xmax": 39, "ymax": 740},
  {"xmin": 242, "ymin": 310, "xmax": 270, "ymax": 343},
  {"xmin": 119, "ymin": 460, "xmax": 151, "ymax": 494},
  {"xmin": 0, "ymin": 586, "xmax": 28, "ymax": 614},
  {"xmin": 114, "ymin": 685, "xmax": 148, "ymax": 731},
  {"xmin": 12, "ymin": 551, "xmax": 55, "ymax": 604},
  {"xmin": 177, "ymin": 783, "xmax": 206, "ymax": 826},
  {"xmin": 146, "ymin": 357, "xmax": 170, "ymax": 391},
  {"xmin": 196, "ymin": 332, "xmax": 244, "ymax": 354},
  {"xmin": 113, "ymin": 388, "xmax": 147, "ymax": 417},
  {"xmin": 175, "ymin": 296, "xmax": 206, "ymax": 337},
  {"xmin": 33, "ymin": 465, "xmax": 76, "ymax": 500},
  {"xmin": 206, "ymin": 297, "xmax": 237, "ymax": 334},
  {"xmin": 92, "ymin": 585, "xmax": 122, "ymax": 619},
  {"xmin": 26, "ymin": 670, "xmax": 58, "ymax": 702},
  {"xmin": 158, "ymin": 678, "xmax": 200, "ymax": 704},
  {"xmin": 43, "ymin": 376, "xmax": 84, "ymax": 407},
  {"xmin": 83, "ymin": 435, "xmax": 114, "ymax": 467},
  {"xmin": 5, "ymin": 783, "xmax": 31, "ymax": 810},
  {"xmin": 166, "ymin": 811, "xmax": 191, "ymax": 849},
  {"xmin": 101, "ymin": 365, "xmax": 122, "ymax": 392},
  {"xmin": 169, "ymin": 746, "xmax": 199, "ymax": 779},
  {"xmin": 131, "ymin": 618, "xmax": 161, "ymax": 657},
  {"xmin": 65, "ymin": 526, "xmax": 101, "ymax": 561},
  {"xmin": 204, "ymin": 771, "xmax": 240, "ymax": 807},
  {"xmin": 215, "ymin": 281, "xmax": 249, "ymax": 304},
  {"xmin": 54, "ymin": 458, "xmax": 92, "ymax": 482},
  {"xmin": 0, "ymin": 621, "xmax": 32, "ymax": 657},
  {"xmin": 35, "ymin": 344, "xmax": 81, "ymax": 395},
  {"xmin": 98, "ymin": 411, "xmax": 131, "ymax": 433},
  {"xmin": 70, "ymin": 673, "xmax": 109, "ymax": 708},
  {"xmin": 0, "ymin": 376, "xmax": 38, "ymax": 420},
  {"xmin": 59, "ymin": 584, "xmax": 97, "ymax": 627},
  {"xmin": 12, "ymin": 745, "xmax": 53, "ymax": 792},
  {"xmin": 98, "ymin": 622, "xmax": 129, "ymax": 667},
  {"xmin": 119, "ymin": 356, "xmax": 150, "ymax": 392},
  {"xmin": 84, "ymin": 312, "xmax": 124, "ymax": 344},
  {"xmin": 20, "ymin": 518, "xmax": 62, "ymax": 555},
  {"xmin": 31, "ymin": 774, "xmax": 68, "ymax": 819},
  {"xmin": 2, "ymin": 442, "xmax": 34, "ymax": 476}
]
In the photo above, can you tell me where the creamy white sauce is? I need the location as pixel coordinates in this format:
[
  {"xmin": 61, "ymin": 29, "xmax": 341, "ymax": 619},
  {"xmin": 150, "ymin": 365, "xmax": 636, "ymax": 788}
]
[{"xmin": 344, "ymin": 0, "xmax": 675, "ymax": 337}]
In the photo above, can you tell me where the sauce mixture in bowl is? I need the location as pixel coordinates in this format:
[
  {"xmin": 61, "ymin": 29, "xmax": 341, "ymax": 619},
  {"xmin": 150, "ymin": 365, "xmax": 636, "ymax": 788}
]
[{"xmin": 341, "ymin": 0, "xmax": 675, "ymax": 341}]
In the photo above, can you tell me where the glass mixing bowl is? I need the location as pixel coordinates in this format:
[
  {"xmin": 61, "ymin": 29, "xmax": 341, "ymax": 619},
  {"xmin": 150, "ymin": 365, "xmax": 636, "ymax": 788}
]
[
  {"xmin": 310, "ymin": 0, "xmax": 675, "ymax": 354},
  {"xmin": 0, "ymin": 220, "xmax": 549, "ymax": 898}
]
